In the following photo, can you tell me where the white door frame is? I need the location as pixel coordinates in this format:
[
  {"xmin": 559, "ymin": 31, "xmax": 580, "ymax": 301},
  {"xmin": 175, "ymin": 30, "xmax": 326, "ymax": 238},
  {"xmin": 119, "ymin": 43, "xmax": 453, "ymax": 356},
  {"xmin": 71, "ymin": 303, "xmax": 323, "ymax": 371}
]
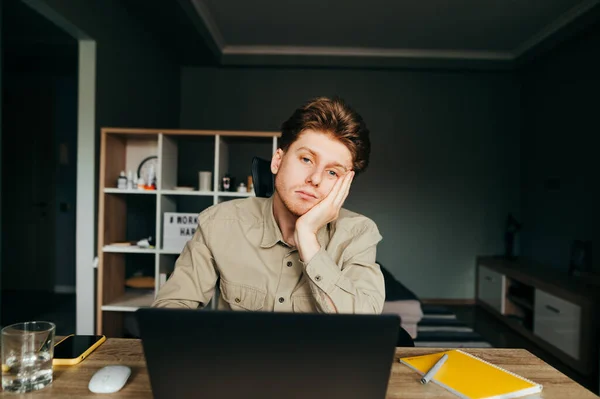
[
  {"xmin": 75, "ymin": 41, "xmax": 96, "ymax": 334},
  {"xmin": 21, "ymin": 0, "xmax": 96, "ymax": 334}
]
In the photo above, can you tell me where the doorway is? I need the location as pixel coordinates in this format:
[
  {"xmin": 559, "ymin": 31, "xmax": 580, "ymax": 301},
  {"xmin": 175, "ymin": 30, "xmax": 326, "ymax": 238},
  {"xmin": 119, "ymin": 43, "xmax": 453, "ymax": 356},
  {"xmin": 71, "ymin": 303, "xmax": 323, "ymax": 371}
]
[{"xmin": 1, "ymin": 0, "xmax": 78, "ymax": 334}]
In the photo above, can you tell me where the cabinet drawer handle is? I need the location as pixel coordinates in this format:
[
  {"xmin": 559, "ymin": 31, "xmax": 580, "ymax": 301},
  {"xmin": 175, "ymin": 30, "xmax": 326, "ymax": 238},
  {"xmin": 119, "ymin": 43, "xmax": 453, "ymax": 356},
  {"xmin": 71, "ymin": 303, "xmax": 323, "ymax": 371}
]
[{"xmin": 546, "ymin": 305, "xmax": 560, "ymax": 314}]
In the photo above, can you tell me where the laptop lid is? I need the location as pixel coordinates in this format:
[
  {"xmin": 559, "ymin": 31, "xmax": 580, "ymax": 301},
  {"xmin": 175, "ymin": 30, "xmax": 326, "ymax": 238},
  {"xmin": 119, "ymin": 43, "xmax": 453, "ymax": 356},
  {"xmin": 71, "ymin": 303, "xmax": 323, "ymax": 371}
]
[{"xmin": 136, "ymin": 308, "xmax": 400, "ymax": 399}]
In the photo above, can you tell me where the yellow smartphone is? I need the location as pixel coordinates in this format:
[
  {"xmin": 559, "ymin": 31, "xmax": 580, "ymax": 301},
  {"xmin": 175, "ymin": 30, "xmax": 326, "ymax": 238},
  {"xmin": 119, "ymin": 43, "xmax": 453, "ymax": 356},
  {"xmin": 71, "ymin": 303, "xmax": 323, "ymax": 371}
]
[{"xmin": 53, "ymin": 334, "xmax": 106, "ymax": 366}]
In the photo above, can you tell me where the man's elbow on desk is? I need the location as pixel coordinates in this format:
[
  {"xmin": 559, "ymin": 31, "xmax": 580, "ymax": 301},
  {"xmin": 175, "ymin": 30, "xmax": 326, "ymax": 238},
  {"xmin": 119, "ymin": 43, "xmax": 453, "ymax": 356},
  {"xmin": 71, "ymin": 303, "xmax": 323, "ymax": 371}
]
[{"xmin": 151, "ymin": 299, "xmax": 199, "ymax": 309}]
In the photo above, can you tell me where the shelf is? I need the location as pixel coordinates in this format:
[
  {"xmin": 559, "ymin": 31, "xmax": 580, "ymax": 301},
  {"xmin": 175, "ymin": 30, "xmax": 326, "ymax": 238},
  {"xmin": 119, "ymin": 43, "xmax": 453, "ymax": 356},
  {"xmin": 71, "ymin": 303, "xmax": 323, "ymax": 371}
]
[
  {"xmin": 159, "ymin": 248, "xmax": 184, "ymax": 255},
  {"xmin": 160, "ymin": 190, "xmax": 216, "ymax": 196},
  {"xmin": 216, "ymin": 191, "xmax": 255, "ymax": 197},
  {"xmin": 103, "ymin": 245, "xmax": 157, "ymax": 254},
  {"xmin": 104, "ymin": 188, "xmax": 157, "ymax": 195},
  {"xmin": 101, "ymin": 290, "xmax": 155, "ymax": 312},
  {"xmin": 507, "ymin": 294, "xmax": 534, "ymax": 311},
  {"xmin": 105, "ymin": 189, "xmax": 256, "ymax": 197}
]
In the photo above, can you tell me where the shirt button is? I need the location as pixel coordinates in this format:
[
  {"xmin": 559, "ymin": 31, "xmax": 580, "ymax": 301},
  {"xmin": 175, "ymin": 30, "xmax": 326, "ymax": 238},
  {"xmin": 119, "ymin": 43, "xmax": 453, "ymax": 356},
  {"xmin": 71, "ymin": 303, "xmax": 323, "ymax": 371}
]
[
  {"xmin": 287, "ymin": 261, "xmax": 293, "ymax": 267},
  {"xmin": 235, "ymin": 298, "xmax": 241, "ymax": 303},
  {"xmin": 278, "ymin": 297, "xmax": 285, "ymax": 303},
  {"xmin": 315, "ymin": 275, "xmax": 322, "ymax": 282}
]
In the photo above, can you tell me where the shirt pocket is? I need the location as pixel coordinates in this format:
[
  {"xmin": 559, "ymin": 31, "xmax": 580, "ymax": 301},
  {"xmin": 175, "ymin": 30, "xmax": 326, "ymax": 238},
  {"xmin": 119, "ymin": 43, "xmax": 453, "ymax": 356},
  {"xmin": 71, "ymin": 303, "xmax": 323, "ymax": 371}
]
[
  {"xmin": 220, "ymin": 279, "xmax": 266, "ymax": 311},
  {"xmin": 291, "ymin": 294, "xmax": 317, "ymax": 313}
]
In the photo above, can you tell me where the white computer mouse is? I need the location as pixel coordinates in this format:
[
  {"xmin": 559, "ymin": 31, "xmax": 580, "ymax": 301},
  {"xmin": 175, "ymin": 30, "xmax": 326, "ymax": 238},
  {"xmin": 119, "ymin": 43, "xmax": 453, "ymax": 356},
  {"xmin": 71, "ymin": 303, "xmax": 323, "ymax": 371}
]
[{"xmin": 88, "ymin": 365, "xmax": 131, "ymax": 394}]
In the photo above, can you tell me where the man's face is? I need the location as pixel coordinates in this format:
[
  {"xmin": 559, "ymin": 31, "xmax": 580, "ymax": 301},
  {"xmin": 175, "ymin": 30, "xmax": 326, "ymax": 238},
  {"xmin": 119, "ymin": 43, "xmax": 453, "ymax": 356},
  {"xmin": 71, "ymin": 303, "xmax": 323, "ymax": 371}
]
[{"xmin": 271, "ymin": 129, "xmax": 353, "ymax": 217}]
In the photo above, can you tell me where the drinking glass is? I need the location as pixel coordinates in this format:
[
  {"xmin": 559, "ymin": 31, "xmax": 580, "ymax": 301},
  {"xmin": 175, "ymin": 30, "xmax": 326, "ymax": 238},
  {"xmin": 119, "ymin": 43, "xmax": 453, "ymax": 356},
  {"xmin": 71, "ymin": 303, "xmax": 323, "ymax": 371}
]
[{"xmin": 1, "ymin": 321, "xmax": 56, "ymax": 393}]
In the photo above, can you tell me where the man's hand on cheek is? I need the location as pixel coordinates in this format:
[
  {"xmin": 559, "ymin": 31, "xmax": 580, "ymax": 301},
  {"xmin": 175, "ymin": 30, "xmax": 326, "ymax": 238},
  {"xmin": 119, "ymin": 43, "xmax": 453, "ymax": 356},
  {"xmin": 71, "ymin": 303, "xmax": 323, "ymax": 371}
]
[{"xmin": 294, "ymin": 171, "xmax": 354, "ymax": 262}]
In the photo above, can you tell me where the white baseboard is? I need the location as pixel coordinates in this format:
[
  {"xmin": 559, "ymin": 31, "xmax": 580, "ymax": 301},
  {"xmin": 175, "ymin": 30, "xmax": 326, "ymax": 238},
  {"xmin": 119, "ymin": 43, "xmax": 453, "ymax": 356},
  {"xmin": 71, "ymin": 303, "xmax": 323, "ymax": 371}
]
[{"xmin": 54, "ymin": 285, "xmax": 76, "ymax": 294}]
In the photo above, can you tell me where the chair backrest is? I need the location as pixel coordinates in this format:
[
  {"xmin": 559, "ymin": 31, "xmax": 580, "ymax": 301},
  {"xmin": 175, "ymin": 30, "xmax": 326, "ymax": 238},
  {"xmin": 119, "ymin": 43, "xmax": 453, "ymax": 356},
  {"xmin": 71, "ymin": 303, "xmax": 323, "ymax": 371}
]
[
  {"xmin": 396, "ymin": 326, "xmax": 415, "ymax": 347},
  {"xmin": 251, "ymin": 156, "xmax": 274, "ymax": 198}
]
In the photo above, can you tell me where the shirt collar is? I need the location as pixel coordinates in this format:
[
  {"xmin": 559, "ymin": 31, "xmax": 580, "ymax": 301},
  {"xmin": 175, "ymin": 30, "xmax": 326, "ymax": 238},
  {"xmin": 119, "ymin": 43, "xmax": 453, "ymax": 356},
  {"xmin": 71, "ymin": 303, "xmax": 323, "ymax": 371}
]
[
  {"xmin": 261, "ymin": 196, "xmax": 284, "ymax": 248},
  {"xmin": 260, "ymin": 196, "xmax": 330, "ymax": 249}
]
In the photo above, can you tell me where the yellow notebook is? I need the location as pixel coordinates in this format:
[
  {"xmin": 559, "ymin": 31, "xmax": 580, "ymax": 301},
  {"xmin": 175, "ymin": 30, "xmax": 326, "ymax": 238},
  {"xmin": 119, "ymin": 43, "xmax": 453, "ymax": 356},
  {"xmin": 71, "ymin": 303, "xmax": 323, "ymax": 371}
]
[{"xmin": 400, "ymin": 350, "xmax": 542, "ymax": 399}]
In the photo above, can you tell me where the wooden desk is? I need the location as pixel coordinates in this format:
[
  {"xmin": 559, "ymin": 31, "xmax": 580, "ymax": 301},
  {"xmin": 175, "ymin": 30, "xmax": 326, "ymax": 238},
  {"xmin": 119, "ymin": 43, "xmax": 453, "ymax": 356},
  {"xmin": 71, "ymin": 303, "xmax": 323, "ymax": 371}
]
[{"xmin": 1, "ymin": 339, "xmax": 597, "ymax": 398}]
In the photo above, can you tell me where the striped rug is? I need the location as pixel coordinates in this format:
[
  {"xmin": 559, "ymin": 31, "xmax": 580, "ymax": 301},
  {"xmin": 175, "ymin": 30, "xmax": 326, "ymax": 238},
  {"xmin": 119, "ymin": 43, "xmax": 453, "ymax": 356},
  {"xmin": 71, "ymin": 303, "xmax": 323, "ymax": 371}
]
[{"xmin": 414, "ymin": 305, "xmax": 493, "ymax": 348}]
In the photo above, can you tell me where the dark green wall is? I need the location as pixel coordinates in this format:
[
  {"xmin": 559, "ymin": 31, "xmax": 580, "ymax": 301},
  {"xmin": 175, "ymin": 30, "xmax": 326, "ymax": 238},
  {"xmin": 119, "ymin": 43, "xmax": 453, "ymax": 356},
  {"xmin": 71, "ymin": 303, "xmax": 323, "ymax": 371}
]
[
  {"xmin": 0, "ymin": 0, "xmax": 4, "ymax": 323},
  {"xmin": 38, "ymin": 0, "xmax": 181, "ymax": 248},
  {"xmin": 179, "ymin": 66, "xmax": 521, "ymax": 298},
  {"xmin": 40, "ymin": 0, "xmax": 180, "ymax": 129},
  {"xmin": 519, "ymin": 21, "xmax": 598, "ymax": 272}
]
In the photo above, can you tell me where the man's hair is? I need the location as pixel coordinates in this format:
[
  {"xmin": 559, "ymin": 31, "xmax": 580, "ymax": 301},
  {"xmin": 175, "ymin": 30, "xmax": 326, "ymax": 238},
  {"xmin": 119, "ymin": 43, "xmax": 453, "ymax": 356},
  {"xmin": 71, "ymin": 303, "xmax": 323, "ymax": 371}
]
[{"xmin": 279, "ymin": 97, "xmax": 371, "ymax": 174}]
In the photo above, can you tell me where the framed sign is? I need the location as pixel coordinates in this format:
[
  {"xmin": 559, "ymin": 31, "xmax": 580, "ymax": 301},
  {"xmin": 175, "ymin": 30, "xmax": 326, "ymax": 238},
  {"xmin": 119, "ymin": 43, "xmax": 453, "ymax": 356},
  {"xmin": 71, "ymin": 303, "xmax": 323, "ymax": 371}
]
[{"xmin": 163, "ymin": 213, "xmax": 198, "ymax": 252}]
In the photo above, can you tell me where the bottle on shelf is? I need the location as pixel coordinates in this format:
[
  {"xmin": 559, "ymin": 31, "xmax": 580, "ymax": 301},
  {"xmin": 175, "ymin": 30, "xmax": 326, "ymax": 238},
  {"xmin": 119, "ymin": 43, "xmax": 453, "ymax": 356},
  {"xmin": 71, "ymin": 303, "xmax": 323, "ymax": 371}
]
[
  {"xmin": 117, "ymin": 171, "xmax": 127, "ymax": 189},
  {"xmin": 222, "ymin": 174, "xmax": 231, "ymax": 192},
  {"xmin": 145, "ymin": 165, "xmax": 157, "ymax": 190},
  {"xmin": 126, "ymin": 170, "xmax": 134, "ymax": 190}
]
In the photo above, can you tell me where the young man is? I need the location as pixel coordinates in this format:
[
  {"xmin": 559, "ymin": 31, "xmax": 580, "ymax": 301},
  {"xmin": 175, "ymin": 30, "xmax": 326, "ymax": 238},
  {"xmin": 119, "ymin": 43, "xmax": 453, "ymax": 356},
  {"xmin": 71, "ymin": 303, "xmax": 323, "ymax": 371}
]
[{"xmin": 152, "ymin": 97, "xmax": 384, "ymax": 313}]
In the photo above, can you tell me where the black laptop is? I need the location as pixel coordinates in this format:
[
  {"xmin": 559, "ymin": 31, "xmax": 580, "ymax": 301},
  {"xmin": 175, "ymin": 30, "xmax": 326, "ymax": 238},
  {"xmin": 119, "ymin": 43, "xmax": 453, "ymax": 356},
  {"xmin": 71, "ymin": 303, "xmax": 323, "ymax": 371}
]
[{"xmin": 136, "ymin": 308, "xmax": 400, "ymax": 399}]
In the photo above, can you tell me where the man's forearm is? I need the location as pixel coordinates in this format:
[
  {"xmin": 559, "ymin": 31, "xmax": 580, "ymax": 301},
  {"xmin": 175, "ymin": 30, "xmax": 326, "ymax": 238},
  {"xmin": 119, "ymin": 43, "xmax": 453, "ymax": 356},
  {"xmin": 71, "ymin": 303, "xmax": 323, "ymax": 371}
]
[
  {"xmin": 295, "ymin": 228, "xmax": 321, "ymax": 264},
  {"xmin": 301, "ymin": 247, "xmax": 384, "ymax": 314},
  {"xmin": 295, "ymin": 230, "xmax": 339, "ymax": 312},
  {"xmin": 151, "ymin": 298, "xmax": 199, "ymax": 309}
]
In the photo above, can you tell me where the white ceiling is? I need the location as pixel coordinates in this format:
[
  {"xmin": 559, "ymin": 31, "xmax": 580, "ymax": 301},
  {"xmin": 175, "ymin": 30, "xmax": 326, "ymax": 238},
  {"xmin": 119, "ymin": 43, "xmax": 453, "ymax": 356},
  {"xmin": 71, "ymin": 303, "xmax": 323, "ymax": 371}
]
[{"xmin": 190, "ymin": 0, "xmax": 599, "ymax": 69}]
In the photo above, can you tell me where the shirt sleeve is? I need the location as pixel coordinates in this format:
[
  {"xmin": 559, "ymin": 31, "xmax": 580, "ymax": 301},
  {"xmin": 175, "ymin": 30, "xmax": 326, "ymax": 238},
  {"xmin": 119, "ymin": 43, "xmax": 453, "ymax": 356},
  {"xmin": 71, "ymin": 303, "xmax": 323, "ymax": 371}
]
[
  {"xmin": 301, "ymin": 220, "xmax": 384, "ymax": 314},
  {"xmin": 152, "ymin": 223, "xmax": 218, "ymax": 309}
]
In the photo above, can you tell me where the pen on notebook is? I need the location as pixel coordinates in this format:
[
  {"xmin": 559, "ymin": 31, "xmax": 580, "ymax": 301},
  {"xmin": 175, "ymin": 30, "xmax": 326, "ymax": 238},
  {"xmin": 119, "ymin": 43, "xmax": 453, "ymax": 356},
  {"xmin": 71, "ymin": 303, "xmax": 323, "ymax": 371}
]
[{"xmin": 421, "ymin": 354, "xmax": 448, "ymax": 384}]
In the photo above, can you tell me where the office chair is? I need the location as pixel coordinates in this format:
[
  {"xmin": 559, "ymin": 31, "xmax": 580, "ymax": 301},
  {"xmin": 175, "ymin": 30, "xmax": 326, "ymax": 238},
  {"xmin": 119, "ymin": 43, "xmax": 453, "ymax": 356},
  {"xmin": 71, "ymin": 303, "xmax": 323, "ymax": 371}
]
[
  {"xmin": 252, "ymin": 157, "xmax": 274, "ymax": 197},
  {"xmin": 250, "ymin": 157, "xmax": 414, "ymax": 347}
]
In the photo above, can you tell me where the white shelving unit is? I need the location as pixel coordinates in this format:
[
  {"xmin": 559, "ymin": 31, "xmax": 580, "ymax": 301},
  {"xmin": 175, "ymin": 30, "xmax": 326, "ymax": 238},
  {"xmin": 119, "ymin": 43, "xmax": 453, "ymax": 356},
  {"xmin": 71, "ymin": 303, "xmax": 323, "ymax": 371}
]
[{"xmin": 97, "ymin": 128, "xmax": 279, "ymax": 336}]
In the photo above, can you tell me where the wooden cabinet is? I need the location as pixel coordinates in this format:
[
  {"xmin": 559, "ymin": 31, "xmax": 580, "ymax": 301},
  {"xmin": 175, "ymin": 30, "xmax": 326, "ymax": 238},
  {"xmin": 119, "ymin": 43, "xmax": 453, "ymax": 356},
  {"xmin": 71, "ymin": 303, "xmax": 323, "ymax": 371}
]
[
  {"xmin": 476, "ymin": 256, "xmax": 599, "ymax": 377},
  {"xmin": 97, "ymin": 128, "xmax": 279, "ymax": 337}
]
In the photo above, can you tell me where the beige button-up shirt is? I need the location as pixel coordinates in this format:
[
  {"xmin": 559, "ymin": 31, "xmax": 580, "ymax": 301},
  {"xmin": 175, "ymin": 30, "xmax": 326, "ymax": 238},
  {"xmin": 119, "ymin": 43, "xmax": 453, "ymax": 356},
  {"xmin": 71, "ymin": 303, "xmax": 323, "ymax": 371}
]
[{"xmin": 152, "ymin": 196, "xmax": 384, "ymax": 313}]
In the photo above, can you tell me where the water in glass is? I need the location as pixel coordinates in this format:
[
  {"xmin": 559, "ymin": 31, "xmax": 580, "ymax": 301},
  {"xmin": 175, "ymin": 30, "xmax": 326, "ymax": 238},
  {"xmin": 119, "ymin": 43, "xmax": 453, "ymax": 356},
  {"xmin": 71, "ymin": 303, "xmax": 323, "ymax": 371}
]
[
  {"xmin": 2, "ymin": 350, "xmax": 53, "ymax": 393},
  {"xmin": 1, "ymin": 321, "xmax": 55, "ymax": 393}
]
